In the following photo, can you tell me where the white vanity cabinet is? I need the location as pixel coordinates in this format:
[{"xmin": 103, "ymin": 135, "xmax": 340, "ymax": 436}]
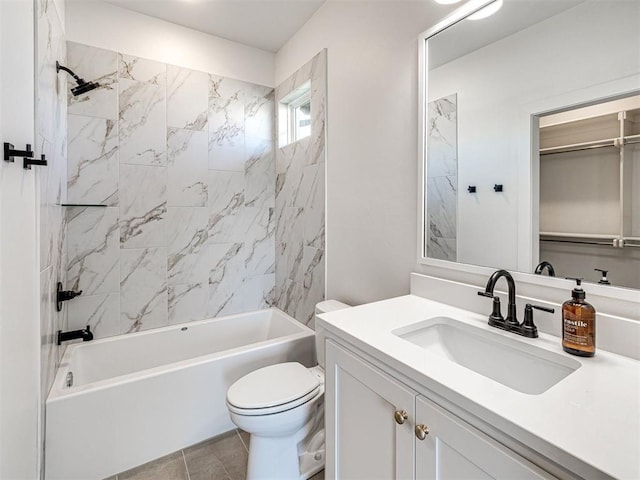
[
  {"xmin": 414, "ymin": 396, "xmax": 551, "ymax": 480},
  {"xmin": 325, "ymin": 340, "xmax": 554, "ymax": 480},
  {"xmin": 325, "ymin": 338, "xmax": 415, "ymax": 479}
]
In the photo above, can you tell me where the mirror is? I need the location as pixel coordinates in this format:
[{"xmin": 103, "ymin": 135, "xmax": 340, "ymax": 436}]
[{"xmin": 422, "ymin": 0, "xmax": 640, "ymax": 290}]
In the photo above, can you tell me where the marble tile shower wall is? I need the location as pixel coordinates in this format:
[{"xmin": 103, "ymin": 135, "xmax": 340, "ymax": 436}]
[
  {"xmin": 274, "ymin": 50, "xmax": 327, "ymax": 326},
  {"xmin": 37, "ymin": 0, "xmax": 67, "ymax": 403},
  {"xmin": 65, "ymin": 42, "xmax": 275, "ymax": 338},
  {"xmin": 426, "ymin": 94, "xmax": 457, "ymax": 262}
]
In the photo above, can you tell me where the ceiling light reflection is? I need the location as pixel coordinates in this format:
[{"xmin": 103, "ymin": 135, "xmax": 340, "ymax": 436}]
[{"xmin": 468, "ymin": 0, "xmax": 504, "ymax": 20}]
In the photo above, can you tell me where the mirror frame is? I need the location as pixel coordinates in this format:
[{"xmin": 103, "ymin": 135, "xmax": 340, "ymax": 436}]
[{"xmin": 417, "ymin": 0, "xmax": 640, "ymax": 306}]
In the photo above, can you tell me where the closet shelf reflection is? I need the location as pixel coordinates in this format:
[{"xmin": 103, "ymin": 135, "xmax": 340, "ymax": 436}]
[
  {"xmin": 539, "ymin": 138, "xmax": 618, "ymax": 155},
  {"xmin": 540, "ymin": 134, "xmax": 640, "ymax": 156},
  {"xmin": 540, "ymin": 233, "xmax": 640, "ymax": 248}
]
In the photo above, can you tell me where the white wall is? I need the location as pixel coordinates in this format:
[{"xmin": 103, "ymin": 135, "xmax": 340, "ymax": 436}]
[
  {"xmin": 0, "ymin": 1, "xmax": 40, "ymax": 478},
  {"xmin": 66, "ymin": 0, "xmax": 275, "ymax": 86},
  {"xmin": 275, "ymin": 1, "xmax": 456, "ymax": 305}
]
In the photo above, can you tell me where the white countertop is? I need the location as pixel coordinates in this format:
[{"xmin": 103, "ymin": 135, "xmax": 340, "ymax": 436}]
[{"xmin": 317, "ymin": 295, "xmax": 640, "ymax": 480}]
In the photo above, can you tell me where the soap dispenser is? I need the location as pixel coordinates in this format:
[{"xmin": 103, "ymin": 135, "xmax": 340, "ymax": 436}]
[
  {"xmin": 595, "ymin": 268, "xmax": 611, "ymax": 285},
  {"xmin": 562, "ymin": 278, "xmax": 596, "ymax": 357}
]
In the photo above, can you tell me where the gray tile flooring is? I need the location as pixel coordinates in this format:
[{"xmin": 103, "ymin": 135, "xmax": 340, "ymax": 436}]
[{"xmin": 107, "ymin": 429, "xmax": 325, "ymax": 480}]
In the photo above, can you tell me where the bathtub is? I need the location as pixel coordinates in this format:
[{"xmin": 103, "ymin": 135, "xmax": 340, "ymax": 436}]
[{"xmin": 45, "ymin": 308, "xmax": 315, "ymax": 480}]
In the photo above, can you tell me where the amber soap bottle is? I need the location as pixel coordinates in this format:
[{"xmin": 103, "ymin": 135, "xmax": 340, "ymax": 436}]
[{"xmin": 562, "ymin": 278, "xmax": 596, "ymax": 357}]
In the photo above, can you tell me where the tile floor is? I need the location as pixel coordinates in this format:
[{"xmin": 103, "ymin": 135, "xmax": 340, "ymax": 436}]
[{"xmin": 105, "ymin": 429, "xmax": 325, "ymax": 480}]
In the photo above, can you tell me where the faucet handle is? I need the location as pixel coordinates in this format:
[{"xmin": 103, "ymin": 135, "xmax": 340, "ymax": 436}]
[
  {"xmin": 529, "ymin": 304, "xmax": 555, "ymax": 314},
  {"xmin": 521, "ymin": 304, "xmax": 555, "ymax": 338},
  {"xmin": 478, "ymin": 291, "xmax": 504, "ymax": 326}
]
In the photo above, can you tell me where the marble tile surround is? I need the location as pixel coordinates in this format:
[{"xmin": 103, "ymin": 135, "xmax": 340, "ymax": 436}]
[
  {"xmin": 274, "ymin": 50, "xmax": 327, "ymax": 326},
  {"xmin": 37, "ymin": 0, "xmax": 68, "ymax": 475},
  {"xmin": 37, "ymin": 0, "xmax": 67, "ymax": 406},
  {"xmin": 426, "ymin": 94, "xmax": 457, "ymax": 262},
  {"xmin": 65, "ymin": 42, "xmax": 277, "ymax": 339}
]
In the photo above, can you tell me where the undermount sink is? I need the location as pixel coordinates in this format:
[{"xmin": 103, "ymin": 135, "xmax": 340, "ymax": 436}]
[{"xmin": 393, "ymin": 316, "xmax": 580, "ymax": 395}]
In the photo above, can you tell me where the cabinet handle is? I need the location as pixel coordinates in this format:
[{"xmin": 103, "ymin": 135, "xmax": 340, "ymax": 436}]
[
  {"xmin": 394, "ymin": 410, "xmax": 408, "ymax": 425},
  {"xmin": 415, "ymin": 424, "xmax": 430, "ymax": 440}
]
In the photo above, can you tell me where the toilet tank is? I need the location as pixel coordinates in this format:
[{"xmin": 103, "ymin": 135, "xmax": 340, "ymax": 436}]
[{"xmin": 315, "ymin": 300, "xmax": 351, "ymax": 369}]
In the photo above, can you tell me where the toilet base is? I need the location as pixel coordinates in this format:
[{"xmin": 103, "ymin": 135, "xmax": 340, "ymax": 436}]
[
  {"xmin": 247, "ymin": 430, "xmax": 325, "ymax": 480},
  {"xmin": 247, "ymin": 434, "xmax": 302, "ymax": 480},
  {"xmin": 246, "ymin": 400, "xmax": 325, "ymax": 480},
  {"xmin": 298, "ymin": 428, "xmax": 325, "ymax": 479}
]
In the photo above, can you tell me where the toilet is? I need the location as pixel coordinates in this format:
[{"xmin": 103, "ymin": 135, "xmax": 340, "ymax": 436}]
[{"xmin": 226, "ymin": 300, "xmax": 350, "ymax": 480}]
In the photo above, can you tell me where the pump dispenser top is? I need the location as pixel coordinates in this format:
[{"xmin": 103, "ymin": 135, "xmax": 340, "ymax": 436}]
[
  {"xmin": 562, "ymin": 278, "xmax": 596, "ymax": 357},
  {"xmin": 569, "ymin": 277, "xmax": 586, "ymax": 299},
  {"xmin": 595, "ymin": 269, "xmax": 611, "ymax": 285}
]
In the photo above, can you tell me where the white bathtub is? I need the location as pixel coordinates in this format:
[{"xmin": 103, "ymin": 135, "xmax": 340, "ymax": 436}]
[{"xmin": 45, "ymin": 308, "xmax": 315, "ymax": 480}]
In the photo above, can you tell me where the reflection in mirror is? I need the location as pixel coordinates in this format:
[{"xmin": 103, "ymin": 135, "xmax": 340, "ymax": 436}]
[
  {"xmin": 422, "ymin": 0, "xmax": 640, "ymax": 291},
  {"xmin": 538, "ymin": 95, "xmax": 640, "ymax": 289}
]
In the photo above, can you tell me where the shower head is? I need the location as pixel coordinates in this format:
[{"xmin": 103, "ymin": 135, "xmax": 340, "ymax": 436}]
[
  {"xmin": 56, "ymin": 61, "xmax": 101, "ymax": 96},
  {"xmin": 70, "ymin": 80, "xmax": 100, "ymax": 97}
]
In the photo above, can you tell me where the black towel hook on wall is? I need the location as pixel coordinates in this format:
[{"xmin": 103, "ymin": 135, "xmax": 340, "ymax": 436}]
[
  {"xmin": 4, "ymin": 142, "xmax": 48, "ymax": 169},
  {"xmin": 4, "ymin": 142, "xmax": 33, "ymax": 163}
]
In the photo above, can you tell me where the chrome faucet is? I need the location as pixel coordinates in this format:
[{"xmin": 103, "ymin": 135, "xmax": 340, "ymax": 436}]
[{"xmin": 478, "ymin": 269, "xmax": 554, "ymax": 338}]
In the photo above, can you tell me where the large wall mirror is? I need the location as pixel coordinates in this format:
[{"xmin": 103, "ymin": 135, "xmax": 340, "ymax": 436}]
[{"xmin": 420, "ymin": 0, "xmax": 640, "ymax": 291}]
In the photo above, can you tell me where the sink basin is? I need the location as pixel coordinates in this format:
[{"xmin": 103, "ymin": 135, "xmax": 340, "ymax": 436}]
[{"xmin": 393, "ymin": 317, "xmax": 580, "ymax": 395}]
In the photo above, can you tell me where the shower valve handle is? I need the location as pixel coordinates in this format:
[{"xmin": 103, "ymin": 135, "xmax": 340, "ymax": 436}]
[{"xmin": 56, "ymin": 282, "xmax": 83, "ymax": 311}]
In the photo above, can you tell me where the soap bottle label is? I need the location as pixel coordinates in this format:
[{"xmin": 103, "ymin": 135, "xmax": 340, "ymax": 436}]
[{"xmin": 563, "ymin": 317, "xmax": 589, "ymax": 346}]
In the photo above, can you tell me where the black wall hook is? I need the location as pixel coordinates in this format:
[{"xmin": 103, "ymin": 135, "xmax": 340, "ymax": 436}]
[
  {"xmin": 467, "ymin": 185, "xmax": 477, "ymax": 193},
  {"xmin": 4, "ymin": 142, "xmax": 34, "ymax": 163},
  {"xmin": 24, "ymin": 154, "xmax": 47, "ymax": 170},
  {"xmin": 493, "ymin": 184, "xmax": 503, "ymax": 192}
]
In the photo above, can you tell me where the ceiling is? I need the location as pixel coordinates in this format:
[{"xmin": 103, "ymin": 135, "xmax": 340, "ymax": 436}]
[
  {"xmin": 429, "ymin": 0, "xmax": 586, "ymax": 69},
  {"xmin": 105, "ymin": 0, "xmax": 326, "ymax": 52}
]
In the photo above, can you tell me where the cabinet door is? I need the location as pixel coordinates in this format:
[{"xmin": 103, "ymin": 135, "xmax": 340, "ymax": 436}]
[
  {"xmin": 325, "ymin": 340, "xmax": 415, "ymax": 480},
  {"xmin": 415, "ymin": 396, "xmax": 554, "ymax": 480}
]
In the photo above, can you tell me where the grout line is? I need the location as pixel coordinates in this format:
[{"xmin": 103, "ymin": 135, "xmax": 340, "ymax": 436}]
[
  {"xmin": 216, "ymin": 453, "xmax": 233, "ymax": 480},
  {"xmin": 236, "ymin": 429, "xmax": 249, "ymax": 453},
  {"xmin": 212, "ymin": 439, "xmax": 234, "ymax": 480},
  {"xmin": 182, "ymin": 450, "xmax": 191, "ymax": 480}
]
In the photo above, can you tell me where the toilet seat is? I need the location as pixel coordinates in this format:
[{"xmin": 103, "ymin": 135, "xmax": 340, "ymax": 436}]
[
  {"xmin": 227, "ymin": 362, "xmax": 321, "ymax": 416},
  {"xmin": 227, "ymin": 386, "xmax": 322, "ymax": 416}
]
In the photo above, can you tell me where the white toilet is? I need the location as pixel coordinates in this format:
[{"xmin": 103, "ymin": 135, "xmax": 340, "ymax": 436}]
[{"xmin": 226, "ymin": 300, "xmax": 350, "ymax": 480}]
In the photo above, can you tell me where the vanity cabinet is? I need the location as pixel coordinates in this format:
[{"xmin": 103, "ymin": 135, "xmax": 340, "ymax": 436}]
[
  {"xmin": 325, "ymin": 338, "xmax": 415, "ymax": 479},
  {"xmin": 414, "ymin": 396, "xmax": 551, "ymax": 479},
  {"xmin": 325, "ymin": 340, "xmax": 554, "ymax": 480}
]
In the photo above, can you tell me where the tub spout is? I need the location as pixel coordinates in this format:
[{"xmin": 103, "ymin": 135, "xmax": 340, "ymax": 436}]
[{"xmin": 57, "ymin": 325, "xmax": 93, "ymax": 345}]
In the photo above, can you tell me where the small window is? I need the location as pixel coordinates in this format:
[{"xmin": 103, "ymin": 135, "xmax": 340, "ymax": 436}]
[
  {"xmin": 290, "ymin": 93, "xmax": 311, "ymax": 142},
  {"xmin": 279, "ymin": 81, "xmax": 311, "ymax": 147}
]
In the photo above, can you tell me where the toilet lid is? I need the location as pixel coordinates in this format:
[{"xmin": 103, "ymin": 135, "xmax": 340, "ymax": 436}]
[{"xmin": 227, "ymin": 362, "xmax": 320, "ymax": 410}]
